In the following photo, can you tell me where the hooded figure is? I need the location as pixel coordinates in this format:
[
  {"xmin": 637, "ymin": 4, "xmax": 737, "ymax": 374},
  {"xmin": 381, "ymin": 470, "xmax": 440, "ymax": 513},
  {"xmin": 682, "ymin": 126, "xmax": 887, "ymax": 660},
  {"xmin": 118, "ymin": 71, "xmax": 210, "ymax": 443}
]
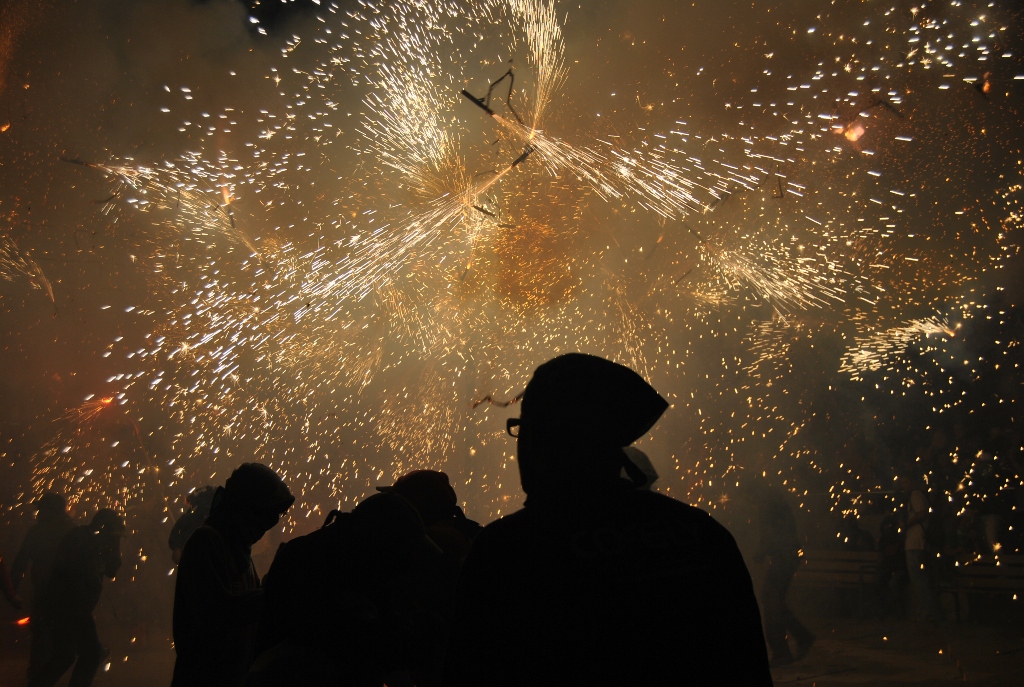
[
  {"xmin": 28, "ymin": 509, "xmax": 125, "ymax": 687},
  {"xmin": 172, "ymin": 463, "xmax": 294, "ymax": 687},
  {"xmin": 444, "ymin": 353, "xmax": 771, "ymax": 687}
]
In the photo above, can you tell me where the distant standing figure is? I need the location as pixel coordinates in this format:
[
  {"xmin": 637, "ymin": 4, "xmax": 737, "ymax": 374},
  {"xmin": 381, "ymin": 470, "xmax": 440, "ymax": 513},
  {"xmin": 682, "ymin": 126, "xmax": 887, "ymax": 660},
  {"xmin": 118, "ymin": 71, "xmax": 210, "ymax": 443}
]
[
  {"xmin": 11, "ymin": 493, "xmax": 74, "ymax": 598},
  {"xmin": 838, "ymin": 514, "xmax": 876, "ymax": 618},
  {"xmin": 755, "ymin": 489, "xmax": 815, "ymax": 667},
  {"xmin": 169, "ymin": 486, "xmax": 217, "ymax": 564},
  {"xmin": 840, "ymin": 514, "xmax": 876, "ymax": 552},
  {"xmin": 28, "ymin": 509, "xmax": 125, "ymax": 687},
  {"xmin": 901, "ymin": 476, "xmax": 938, "ymax": 622},
  {"xmin": 444, "ymin": 353, "xmax": 771, "ymax": 687},
  {"xmin": 877, "ymin": 509, "xmax": 906, "ymax": 618},
  {"xmin": 11, "ymin": 493, "xmax": 75, "ymax": 682},
  {"xmin": 171, "ymin": 463, "xmax": 294, "ymax": 687}
]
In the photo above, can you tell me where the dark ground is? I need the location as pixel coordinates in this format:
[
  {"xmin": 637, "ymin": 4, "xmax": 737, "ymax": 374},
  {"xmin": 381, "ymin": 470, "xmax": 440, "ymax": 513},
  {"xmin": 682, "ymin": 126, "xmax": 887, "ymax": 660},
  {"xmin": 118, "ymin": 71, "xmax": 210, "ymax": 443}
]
[
  {"xmin": 1, "ymin": 612, "xmax": 1022, "ymax": 686},
  {"xmin": 1, "ymin": 544, "xmax": 1022, "ymax": 686}
]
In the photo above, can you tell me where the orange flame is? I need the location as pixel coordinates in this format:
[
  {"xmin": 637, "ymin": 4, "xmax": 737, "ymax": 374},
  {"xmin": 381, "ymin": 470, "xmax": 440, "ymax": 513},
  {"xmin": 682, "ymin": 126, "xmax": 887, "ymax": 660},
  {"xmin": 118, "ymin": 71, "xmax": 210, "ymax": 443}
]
[
  {"xmin": 16, "ymin": 617, "xmax": 30, "ymax": 626},
  {"xmin": 843, "ymin": 122, "xmax": 865, "ymax": 142}
]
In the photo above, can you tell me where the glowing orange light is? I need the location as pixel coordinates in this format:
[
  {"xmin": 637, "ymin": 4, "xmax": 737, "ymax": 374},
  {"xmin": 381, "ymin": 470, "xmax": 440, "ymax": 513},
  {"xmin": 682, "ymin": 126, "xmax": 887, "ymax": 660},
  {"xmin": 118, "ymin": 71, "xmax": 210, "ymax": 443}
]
[
  {"xmin": 0, "ymin": 123, "xmax": 10, "ymax": 133},
  {"xmin": 101, "ymin": 397, "xmax": 115, "ymax": 405},
  {"xmin": 844, "ymin": 122, "xmax": 865, "ymax": 142},
  {"xmin": 220, "ymin": 185, "xmax": 234, "ymax": 205},
  {"xmin": 16, "ymin": 617, "xmax": 30, "ymax": 626}
]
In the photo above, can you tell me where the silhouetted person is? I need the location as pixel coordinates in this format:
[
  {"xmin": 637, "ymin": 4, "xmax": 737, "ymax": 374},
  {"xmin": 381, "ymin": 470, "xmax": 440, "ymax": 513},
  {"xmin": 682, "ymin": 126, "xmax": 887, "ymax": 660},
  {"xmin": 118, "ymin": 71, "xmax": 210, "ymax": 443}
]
[
  {"xmin": 171, "ymin": 463, "xmax": 294, "ymax": 687},
  {"xmin": 379, "ymin": 470, "xmax": 482, "ymax": 575},
  {"xmin": 28, "ymin": 509, "xmax": 125, "ymax": 687},
  {"xmin": 840, "ymin": 514, "xmax": 875, "ymax": 552},
  {"xmin": 444, "ymin": 353, "xmax": 771, "ymax": 687},
  {"xmin": 899, "ymin": 476, "xmax": 938, "ymax": 622},
  {"xmin": 837, "ymin": 514, "xmax": 876, "ymax": 619},
  {"xmin": 12, "ymin": 493, "xmax": 75, "ymax": 682},
  {"xmin": 879, "ymin": 506, "xmax": 914, "ymax": 619},
  {"xmin": 169, "ymin": 486, "xmax": 217, "ymax": 564},
  {"xmin": 378, "ymin": 470, "xmax": 482, "ymax": 684},
  {"xmin": 247, "ymin": 492, "xmax": 443, "ymax": 687},
  {"xmin": 11, "ymin": 493, "xmax": 74, "ymax": 598},
  {"xmin": 754, "ymin": 488, "xmax": 814, "ymax": 667}
]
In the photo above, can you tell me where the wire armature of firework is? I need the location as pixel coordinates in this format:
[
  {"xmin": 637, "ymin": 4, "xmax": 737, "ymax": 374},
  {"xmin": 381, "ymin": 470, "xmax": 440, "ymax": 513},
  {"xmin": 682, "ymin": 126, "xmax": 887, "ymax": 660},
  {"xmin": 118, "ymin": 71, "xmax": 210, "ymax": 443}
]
[
  {"xmin": 471, "ymin": 391, "xmax": 523, "ymax": 409},
  {"xmin": 61, "ymin": 156, "xmax": 259, "ymax": 256},
  {"xmin": 461, "ymin": 68, "xmax": 527, "ymax": 125}
]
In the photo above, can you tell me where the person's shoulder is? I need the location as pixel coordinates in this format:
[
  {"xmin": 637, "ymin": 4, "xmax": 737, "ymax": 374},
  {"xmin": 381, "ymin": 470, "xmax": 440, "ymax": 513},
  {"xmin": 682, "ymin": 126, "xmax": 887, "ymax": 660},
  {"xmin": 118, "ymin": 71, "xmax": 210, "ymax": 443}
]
[
  {"xmin": 173, "ymin": 511, "xmax": 204, "ymax": 529},
  {"xmin": 270, "ymin": 529, "xmax": 316, "ymax": 564},
  {"xmin": 180, "ymin": 525, "xmax": 223, "ymax": 555},
  {"xmin": 20, "ymin": 523, "xmax": 43, "ymax": 547},
  {"xmin": 468, "ymin": 509, "xmax": 531, "ymax": 551},
  {"xmin": 630, "ymin": 489, "xmax": 715, "ymax": 520},
  {"xmin": 478, "ymin": 508, "xmax": 529, "ymax": 534},
  {"xmin": 60, "ymin": 524, "xmax": 90, "ymax": 546},
  {"xmin": 627, "ymin": 490, "xmax": 738, "ymax": 541}
]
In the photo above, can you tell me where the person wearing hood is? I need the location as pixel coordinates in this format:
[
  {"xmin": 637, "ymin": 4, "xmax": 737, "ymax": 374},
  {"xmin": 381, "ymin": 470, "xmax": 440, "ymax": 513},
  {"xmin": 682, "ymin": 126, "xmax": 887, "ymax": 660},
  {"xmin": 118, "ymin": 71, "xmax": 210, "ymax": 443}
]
[
  {"xmin": 28, "ymin": 508, "xmax": 125, "ymax": 687},
  {"xmin": 171, "ymin": 463, "xmax": 294, "ymax": 687},
  {"xmin": 443, "ymin": 353, "xmax": 771, "ymax": 687}
]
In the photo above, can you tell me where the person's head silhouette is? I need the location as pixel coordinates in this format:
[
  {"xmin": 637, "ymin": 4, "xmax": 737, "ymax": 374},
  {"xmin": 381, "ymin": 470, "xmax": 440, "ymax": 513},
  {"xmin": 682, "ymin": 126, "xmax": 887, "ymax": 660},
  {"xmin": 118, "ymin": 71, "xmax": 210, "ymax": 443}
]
[
  {"xmin": 90, "ymin": 508, "xmax": 125, "ymax": 536},
  {"xmin": 212, "ymin": 463, "xmax": 295, "ymax": 545},
  {"xmin": 34, "ymin": 492, "xmax": 69, "ymax": 520},
  {"xmin": 375, "ymin": 470, "xmax": 459, "ymax": 526},
  {"xmin": 510, "ymin": 353, "xmax": 668, "ymax": 500},
  {"xmin": 352, "ymin": 491, "xmax": 442, "ymax": 578}
]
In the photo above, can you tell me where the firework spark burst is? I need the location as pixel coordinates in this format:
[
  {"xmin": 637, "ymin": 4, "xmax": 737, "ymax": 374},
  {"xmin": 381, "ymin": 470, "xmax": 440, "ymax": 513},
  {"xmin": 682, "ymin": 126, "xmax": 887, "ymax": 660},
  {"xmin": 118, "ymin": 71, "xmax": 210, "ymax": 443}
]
[{"xmin": 0, "ymin": 0, "xmax": 1017, "ymax": 523}]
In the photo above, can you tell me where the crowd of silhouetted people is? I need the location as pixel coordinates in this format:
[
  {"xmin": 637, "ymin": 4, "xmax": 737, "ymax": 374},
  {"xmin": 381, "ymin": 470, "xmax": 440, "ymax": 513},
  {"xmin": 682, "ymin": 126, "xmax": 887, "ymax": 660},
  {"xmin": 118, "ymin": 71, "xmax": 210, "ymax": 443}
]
[
  {"xmin": 0, "ymin": 354, "xmax": 829, "ymax": 685},
  {"xmin": 7, "ymin": 353, "xmax": 1024, "ymax": 686},
  {"xmin": 6, "ymin": 351, "xmax": 1024, "ymax": 686},
  {"xmin": 1, "ymin": 493, "xmax": 124, "ymax": 687}
]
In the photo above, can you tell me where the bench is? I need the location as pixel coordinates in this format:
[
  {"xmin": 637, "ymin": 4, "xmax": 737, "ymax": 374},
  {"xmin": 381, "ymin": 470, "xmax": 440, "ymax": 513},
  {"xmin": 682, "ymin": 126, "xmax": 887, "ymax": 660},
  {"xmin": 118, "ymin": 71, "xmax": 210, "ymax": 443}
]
[
  {"xmin": 793, "ymin": 550, "xmax": 881, "ymax": 588},
  {"xmin": 940, "ymin": 554, "xmax": 1024, "ymax": 623}
]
